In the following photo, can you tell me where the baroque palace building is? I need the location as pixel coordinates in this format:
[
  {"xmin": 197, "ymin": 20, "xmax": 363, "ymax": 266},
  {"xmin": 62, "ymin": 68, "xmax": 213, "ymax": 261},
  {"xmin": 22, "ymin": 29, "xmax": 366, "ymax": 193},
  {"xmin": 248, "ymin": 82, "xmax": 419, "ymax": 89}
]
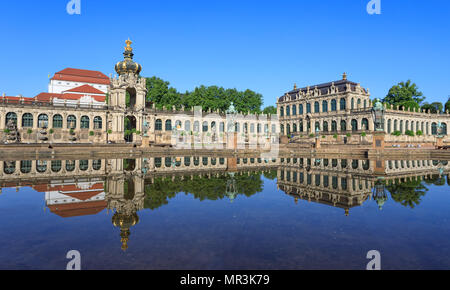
[
  {"xmin": 277, "ymin": 73, "xmax": 449, "ymax": 143},
  {"xmin": 0, "ymin": 40, "xmax": 276, "ymax": 146}
]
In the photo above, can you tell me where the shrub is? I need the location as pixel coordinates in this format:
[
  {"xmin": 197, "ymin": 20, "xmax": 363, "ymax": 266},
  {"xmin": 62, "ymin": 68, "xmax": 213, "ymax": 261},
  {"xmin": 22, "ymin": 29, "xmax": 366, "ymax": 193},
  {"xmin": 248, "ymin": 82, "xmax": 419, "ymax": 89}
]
[
  {"xmin": 27, "ymin": 129, "xmax": 33, "ymax": 134},
  {"xmin": 391, "ymin": 131, "xmax": 401, "ymax": 136},
  {"xmin": 107, "ymin": 129, "xmax": 112, "ymax": 134},
  {"xmin": 333, "ymin": 134, "xmax": 338, "ymax": 139},
  {"xmin": 360, "ymin": 132, "xmax": 367, "ymax": 137},
  {"xmin": 309, "ymin": 133, "xmax": 315, "ymax": 138},
  {"xmin": 4, "ymin": 129, "xmax": 10, "ymax": 133},
  {"xmin": 136, "ymin": 130, "xmax": 141, "ymax": 135},
  {"xmin": 405, "ymin": 130, "xmax": 414, "ymax": 137},
  {"xmin": 322, "ymin": 135, "xmax": 326, "ymax": 139},
  {"xmin": 89, "ymin": 131, "xmax": 94, "ymax": 136},
  {"xmin": 416, "ymin": 130, "xmax": 423, "ymax": 136},
  {"xmin": 49, "ymin": 129, "xmax": 54, "ymax": 134},
  {"xmin": 346, "ymin": 133, "xmax": 351, "ymax": 137}
]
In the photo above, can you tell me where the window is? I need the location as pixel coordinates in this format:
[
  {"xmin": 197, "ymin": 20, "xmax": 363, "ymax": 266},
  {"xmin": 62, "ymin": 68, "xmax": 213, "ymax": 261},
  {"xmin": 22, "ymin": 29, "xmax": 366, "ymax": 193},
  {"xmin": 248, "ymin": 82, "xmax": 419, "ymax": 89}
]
[
  {"xmin": 94, "ymin": 117, "xmax": 102, "ymax": 129},
  {"xmin": 38, "ymin": 114, "xmax": 49, "ymax": 128},
  {"xmin": 36, "ymin": 160, "xmax": 47, "ymax": 173},
  {"xmin": 6, "ymin": 112, "xmax": 17, "ymax": 125},
  {"xmin": 51, "ymin": 160, "xmax": 62, "ymax": 172},
  {"xmin": 340, "ymin": 98, "xmax": 346, "ymax": 110},
  {"xmin": 20, "ymin": 160, "xmax": 32, "ymax": 173},
  {"xmin": 280, "ymin": 107, "xmax": 284, "ymax": 117},
  {"xmin": 175, "ymin": 120, "xmax": 182, "ymax": 130},
  {"xmin": 322, "ymin": 100, "xmax": 328, "ymax": 112},
  {"xmin": 185, "ymin": 120, "xmax": 191, "ymax": 131},
  {"xmin": 79, "ymin": 160, "xmax": 89, "ymax": 171},
  {"xmin": 220, "ymin": 122, "xmax": 224, "ymax": 132},
  {"xmin": 184, "ymin": 157, "xmax": 191, "ymax": 166},
  {"xmin": 323, "ymin": 121, "xmax": 328, "ymax": 132},
  {"xmin": 314, "ymin": 101, "xmax": 320, "ymax": 113},
  {"xmin": 299, "ymin": 104, "xmax": 303, "ymax": 114},
  {"xmin": 93, "ymin": 160, "xmax": 102, "ymax": 170},
  {"xmin": 306, "ymin": 103, "xmax": 311, "ymax": 113},
  {"xmin": 202, "ymin": 121, "xmax": 208, "ymax": 132},
  {"xmin": 286, "ymin": 106, "xmax": 290, "ymax": 116},
  {"xmin": 66, "ymin": 160, "xmax": 75, "ymax": 171},
  {"xmin": 67, "ymin": 115, "xmax": 76, "ymax": 129},
  {"xmin": 155, "ymin": 119, "xmax": 162, "ymax": 131},
  {"xmin": 292, "ymin": 105, "xmax": 297, "ymax": 115},
  {"xmin": 193, "ymin": 121, "xmax": 199, "ymax": 132},
  {"xmin": 165, "ymin": 120, "xmax": 172, "ymax": 131},
  {"xmin": 22, "ymin": 113, "xmax": 33, "ymax": 127},
  {"xmin": 331, "ymin": 99, "xmax": 337, "ymax": 111},
  {"xmin": 351, "ymin": 119, "xmax": 358, "ymax": 131},
  {"xmin": 53, "ymin": 114, "xmax": 63, "ymax": 128},
  {"xmin": 362, "ymin": 118, "xmax": 369, "ymax": 131},
  {"xmin": 80, "ymin": 116, "xmax": 89, "ymax": 129},
  {"xmin": 331, "ymin": 121, "xmax": 337, "ymax": 131},
  {"xmin": 340, "ymin": 120, "xmax": 346, "ymax": 131}
]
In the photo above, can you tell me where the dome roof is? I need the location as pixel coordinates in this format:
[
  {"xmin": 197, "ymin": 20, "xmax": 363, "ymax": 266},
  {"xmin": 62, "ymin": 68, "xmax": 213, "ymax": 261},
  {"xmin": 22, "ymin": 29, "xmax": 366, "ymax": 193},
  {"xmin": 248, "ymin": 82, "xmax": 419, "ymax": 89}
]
[{"xmin": 114, "ymin": 39, "xmax": 142, "ymax": 76}]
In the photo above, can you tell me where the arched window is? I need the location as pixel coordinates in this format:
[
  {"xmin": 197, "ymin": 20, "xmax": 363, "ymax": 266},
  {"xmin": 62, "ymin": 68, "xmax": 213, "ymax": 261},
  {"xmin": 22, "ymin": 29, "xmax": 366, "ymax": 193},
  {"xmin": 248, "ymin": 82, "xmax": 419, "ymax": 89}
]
[
  {"xmin": 351, "ymin": 98, "xmax": 354, "ymax": 109},
  {"xmin": 331, "ymin": 121, "xmax": 337, "ymax": 132},
  {"xmin": 394, "ymin": 120, "xmax": 398, "ymax": 131},
  {"xmin": 331, "ymin": 99, "xmax": 337, "ymax": 111},
  {"xmin": 322, "ymin": 100, "xmax": 328, "ymax": 112},
  {"xmin": 292, "ymin": 105, "xmax": 297, "ymax": 115},
  {"xmin": 443, "ymin": 123, "xmax": 448, "ymax": 135},
  {"xmin": 362, "ymin": 118, "xmax": 369, "ymax": 131},
  {"xmin": 235, "ymin": 122, "xmax": 240, "ymax": 132},
  {"xmin": 351, "ymin": 119, "xmax": 358, "ymax": 131},
  {"xmin": 293, "ymin": 123, "xmax": 297, "ymax": 132},
  {"xmin": 65, "ymin": 160, "xmax": 75, "ymax": 172},
  {"xmin": 432, "ymin": 122, "xmax": 438, "ymax": 135},
  {"xmin": 387, "ymin": 119, "xmax": 392, "ymax": 133},
  {"xmin": 93, "ymin": 160, "xmax": 102, "ymax": 170},
  {"xmin": 299, "ymin": 121, "xmax": 303, "ymax": 132},
  {"xmin": 220, "ymin": 122, "xmax": 224, "ymax": 132},
  {"xmin": 79, "ymin": 160, "xmax": 89, "ymax": 171},
  {"xmin": 299, "ymin": 104, "xmax": 303, "ymax": 114},
  {"xmin": 193, "ymin": 121, "xmax": 200, "ymax": 132},
  {"xmin": 280, "ymin": 107, "xmax": 284, "ymax": 117},
  {"xmin": 314, "ymin": 102, "xmax": 320, "ymax": 113},
  {"xmin": 155, "ymin": 119, "xmax": 162, "ymax": 131},
  {"xmin": 67, "ymin": 115, "xmax": 76, "ymax": 129},
  {"xmin": 6, "ymin": 112, "xmax": 17, "ymax": 125},
  {"xmin": 257, "ymin": 124, "xmax": 261, "ymax": 133},
  {"xmin": 36, "ymin": 160, "xmax": 47, "ymax": 173},
  {"xmin": 185, "ymin": 120, "xmax": 191, "ymax": 131},
  {"xmin": 323, "ymin": 121, "xmax": 329, "ymax": 132},
  {"xmin": 399, "ymin": 120, "xmax": 403, "ymax": 132},
  {"xmin": 315, "ymin": 122, "xmax": 320, "ymax": 131},
  {"xmin": 38, "ymin": 114, "xmax": 49, "ymax": 128},
  {"xmin": 51, "ymin": 160, "xmax": 62, "ymax": 172},
  {"xmin": 364, "ymin": 100, "xmax": 367, "ymax": 108},
  {"xmin": 184, "ymin": 157, "xmax": 191, "ymax": 166},
  {"xmin": 286, "ymin": 106, "xmax": 290, "ymax": 116},
  {"xmin": 20, "ymin": 160, "xmax": 32, "ymax": 174},
  {"xmin": 340, "ymin": 98, "xmax": 346, "ymax": 110},
  {"xmin": 280, "ymin": 124, "xmax": 284, "ymax": 135},
  {"xmin": 306, "ymin": 103, "xmax": 311, "ymax": 113},
  {"xmin": 272, "ymin": 124, "xmax": 276, "ymax": 133},
  {"xmin": 286, "ymin": 124, "xmax": 291, "ymax": 135},
  {"xmin": 53, "ymin": 114, "xmax": 63, "ymax": 128},
  {"xmin": 211, "ymin": 121, "xmax": 216, "ymax": 131},
  {"xmin": 22, "ymin": 113, "xmax": 33, "ymax": 127},
  {"xmin": 93, "ymin": 117, "xmax": 102, "ymax": 129},
  {"xmin": 175, "ymin": 120, "xmax": 182, "ymax": 130},
  {"xmin": 340, "ymin": 120, "xmax": 347, "ymax": 131},
  {"xmin": 165, "ymin": 119, "xmax": 172, "ymax": 131},
  {"xmin": 202, "ymin": 121, "xmax": 208, "ymax": 132},
  {"xmin": 80, "ymin": 116, "xmax": 89, "ymax": 129},
  {"xmin": 3, "ymin": 161, "xmax": 15, "ymax": 174}
]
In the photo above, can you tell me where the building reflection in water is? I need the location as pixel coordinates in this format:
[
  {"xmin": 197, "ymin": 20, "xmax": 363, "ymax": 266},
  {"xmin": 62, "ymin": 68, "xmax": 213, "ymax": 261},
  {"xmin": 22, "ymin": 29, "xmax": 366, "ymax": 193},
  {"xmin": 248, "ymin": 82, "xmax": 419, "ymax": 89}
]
[{"xmin": 0, "ymin": 156, "xmax": 449, "ymax": 250}]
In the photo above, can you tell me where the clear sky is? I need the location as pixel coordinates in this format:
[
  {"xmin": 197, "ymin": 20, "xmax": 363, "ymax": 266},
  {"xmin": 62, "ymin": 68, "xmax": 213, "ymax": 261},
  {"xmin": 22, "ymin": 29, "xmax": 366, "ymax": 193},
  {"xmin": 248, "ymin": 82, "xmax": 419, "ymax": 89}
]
[{"xmin": 1, "ymin": 0, "xmax": 449, "ymax": 107}]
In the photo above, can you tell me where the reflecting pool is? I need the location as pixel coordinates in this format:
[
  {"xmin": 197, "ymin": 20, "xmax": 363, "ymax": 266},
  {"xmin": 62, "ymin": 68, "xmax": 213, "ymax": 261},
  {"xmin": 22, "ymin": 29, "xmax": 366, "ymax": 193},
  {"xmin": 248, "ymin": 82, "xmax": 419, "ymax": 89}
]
[{"xmin": 0, "ymin": 156, "xmax": 449, "ymax": 269}]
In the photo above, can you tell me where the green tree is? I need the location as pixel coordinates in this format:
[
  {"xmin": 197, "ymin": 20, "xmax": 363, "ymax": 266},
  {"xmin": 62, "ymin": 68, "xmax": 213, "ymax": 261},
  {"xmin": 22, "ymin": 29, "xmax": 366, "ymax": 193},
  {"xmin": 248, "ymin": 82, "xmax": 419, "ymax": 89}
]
[
  {"xmin": 421, "ymin": 102, "xmax": 443, "ymax": 113},
  {"xmin": 445, "ymin": 97, "xmax": 450, "ymax": 112},
  {"xmin": 145, "ymin": 76, "xmax": 182, "ymax": 109},
  {"xmin": 383, "ymin": 80, "xmax": 425, "ymax": 110},
  {"xmin": 263, "ymin": 106, "xmax": 277, "ymax": 115},
  {"xmin": 386, "ymin": 178, "xmax": 428, "ymax": 208}
]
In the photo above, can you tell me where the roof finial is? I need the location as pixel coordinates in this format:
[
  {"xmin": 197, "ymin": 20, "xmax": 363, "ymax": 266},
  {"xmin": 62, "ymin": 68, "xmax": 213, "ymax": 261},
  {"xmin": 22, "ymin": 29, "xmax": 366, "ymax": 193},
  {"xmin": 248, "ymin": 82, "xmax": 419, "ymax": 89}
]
[
  {"xmin": 342, "ymin": 72, "xmax": 347, "ymax": 80},
  {"xmin": 125, "ymin": 38, "xmax": 133, "ymax": 52},
  {"xmin": 294, "ymin": 83, "xmax": 297, "ymax": 90}
]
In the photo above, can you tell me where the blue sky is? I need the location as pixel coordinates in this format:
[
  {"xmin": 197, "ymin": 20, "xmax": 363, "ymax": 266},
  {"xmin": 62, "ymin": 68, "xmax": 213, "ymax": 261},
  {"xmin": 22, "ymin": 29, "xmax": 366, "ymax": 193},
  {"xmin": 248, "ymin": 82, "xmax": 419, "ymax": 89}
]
[{"xmin": 1, "ymin": 0, "xmax": 449, "ymax": 107}]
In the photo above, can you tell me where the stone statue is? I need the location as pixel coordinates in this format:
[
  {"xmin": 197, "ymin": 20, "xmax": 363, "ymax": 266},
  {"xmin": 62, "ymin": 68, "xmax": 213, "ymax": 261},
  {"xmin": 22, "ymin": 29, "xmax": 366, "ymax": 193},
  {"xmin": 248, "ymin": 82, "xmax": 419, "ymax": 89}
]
[
  {"xmin": 371, "ymin": 98, "xmax": 385, "ymax": 132},
  {"xmin": 226, "ymin": 102, "xmax": 238, "ymax": 133}
]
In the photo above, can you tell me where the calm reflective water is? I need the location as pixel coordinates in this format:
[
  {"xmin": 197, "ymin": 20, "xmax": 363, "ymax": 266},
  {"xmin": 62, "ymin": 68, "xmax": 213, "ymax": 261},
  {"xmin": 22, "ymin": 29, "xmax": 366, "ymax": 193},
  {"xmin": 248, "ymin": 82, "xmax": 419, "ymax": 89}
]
[{"xmin": 0, "ymin": 156, "xmax": 449, "ymax": 269}]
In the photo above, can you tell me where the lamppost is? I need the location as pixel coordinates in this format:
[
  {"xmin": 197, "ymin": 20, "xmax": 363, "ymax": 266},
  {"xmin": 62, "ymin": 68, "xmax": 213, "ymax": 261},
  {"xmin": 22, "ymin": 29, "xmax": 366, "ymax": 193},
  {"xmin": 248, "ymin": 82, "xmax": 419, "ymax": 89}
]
[{"xmin": 372, "ymin": 177, "xmax": 388, "ymax": 210}]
